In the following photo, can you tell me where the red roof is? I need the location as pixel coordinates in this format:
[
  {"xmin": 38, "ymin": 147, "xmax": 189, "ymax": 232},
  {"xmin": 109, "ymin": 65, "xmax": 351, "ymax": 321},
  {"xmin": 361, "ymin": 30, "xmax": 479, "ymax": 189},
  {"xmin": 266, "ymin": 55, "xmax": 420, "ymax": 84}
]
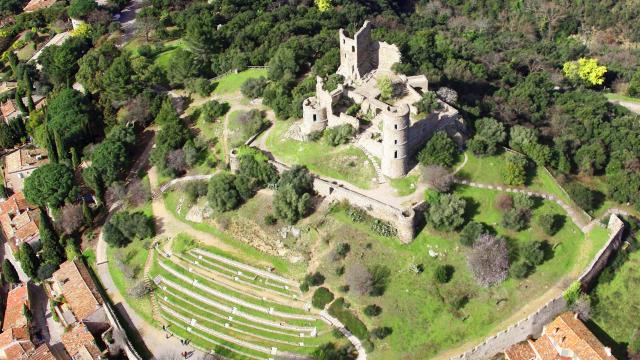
[
  {"xmin": 2, "ymin": 285, "xmax": 29, "ymax": 332},
  {"xmin": 52, "ymin": 260, "xmax": 103, "ymax": 321}
]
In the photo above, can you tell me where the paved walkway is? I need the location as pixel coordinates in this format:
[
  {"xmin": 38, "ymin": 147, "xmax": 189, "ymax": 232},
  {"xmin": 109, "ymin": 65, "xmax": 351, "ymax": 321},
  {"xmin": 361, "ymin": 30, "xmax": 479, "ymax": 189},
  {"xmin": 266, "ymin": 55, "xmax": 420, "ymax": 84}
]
[{"xmin": 320, "ymin": 310, "xmax": 367, "ymax": 360}]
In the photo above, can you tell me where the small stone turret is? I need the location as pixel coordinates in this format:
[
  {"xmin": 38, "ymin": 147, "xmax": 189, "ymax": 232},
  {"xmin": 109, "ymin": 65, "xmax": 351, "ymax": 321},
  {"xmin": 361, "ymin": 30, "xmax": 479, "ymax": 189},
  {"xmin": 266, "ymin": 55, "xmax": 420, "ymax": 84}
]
[
  {"xmin": 301, "ymin": 97, "xmax": 328, "ymax": 135},
  {"xmin": 381, "ymin": 104, "xmax": 410, "ymax": 178}
]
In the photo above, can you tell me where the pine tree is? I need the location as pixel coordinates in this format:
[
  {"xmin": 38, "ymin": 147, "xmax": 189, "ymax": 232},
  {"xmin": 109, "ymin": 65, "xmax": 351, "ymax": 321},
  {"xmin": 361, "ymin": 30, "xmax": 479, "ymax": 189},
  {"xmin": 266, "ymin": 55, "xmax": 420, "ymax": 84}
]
[
  {"xmin": 2, "ymin": 259, "xmax": 20, "ymax": 284},
  {"xmin": 14, "ymin": 90, "xmax": 27, "ymax": 116},
  {"xmin": 39, "ymin": 211, "xmax": 65, "ymax": 266},
  {"xmin": 17, "ymin": 243, "xmax": 39, "ymax": 279},
  {"xmin": 7, "ymin": 52, "xmax": 18, "ymax": 77}
]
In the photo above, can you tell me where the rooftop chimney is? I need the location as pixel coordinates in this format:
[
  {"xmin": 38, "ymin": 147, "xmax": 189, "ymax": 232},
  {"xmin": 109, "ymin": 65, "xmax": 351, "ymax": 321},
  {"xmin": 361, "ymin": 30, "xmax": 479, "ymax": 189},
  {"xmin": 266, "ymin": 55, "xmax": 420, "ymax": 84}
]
[{"xmin": 605, "ymin": 347, "xmax": 612, "ymax": 357}]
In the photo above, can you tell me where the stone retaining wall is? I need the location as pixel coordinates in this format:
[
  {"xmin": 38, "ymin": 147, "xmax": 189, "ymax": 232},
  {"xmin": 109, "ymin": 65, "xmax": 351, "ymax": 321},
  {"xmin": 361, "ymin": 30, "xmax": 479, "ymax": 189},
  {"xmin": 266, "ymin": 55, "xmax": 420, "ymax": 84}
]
[{"xmin": 450, "ymin": 214, "xmax": 625, "ymax": 360}]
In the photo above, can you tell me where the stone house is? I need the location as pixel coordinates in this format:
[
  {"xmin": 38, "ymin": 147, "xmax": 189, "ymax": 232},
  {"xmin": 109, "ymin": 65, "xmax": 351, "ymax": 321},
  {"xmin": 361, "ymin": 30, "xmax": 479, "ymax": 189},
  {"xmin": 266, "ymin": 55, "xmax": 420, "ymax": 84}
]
[
  {"xmin": 301, "ymin": 21, "xmax": 465, "ymax": 179},
  {"xmin": 0, "ymin": 95, "xmax": 46, "ymax": 124},
  {"xmin": 0, "ymin": 284, "xmax": 34, "ymax": 360},
  {"xmin": 0, "ymin": 192, "xmax": 40, "ymax": 254},
  {"xmin": 504, "ymin": 312, "xmax": 616, "ymax": 360},
  {"xmin": 3, "ymin": 146, "xmax": 49, "ymax": 193},
  {"xmin": 61, "ymin": 323, "xmax": 107, "ymax": 360}
]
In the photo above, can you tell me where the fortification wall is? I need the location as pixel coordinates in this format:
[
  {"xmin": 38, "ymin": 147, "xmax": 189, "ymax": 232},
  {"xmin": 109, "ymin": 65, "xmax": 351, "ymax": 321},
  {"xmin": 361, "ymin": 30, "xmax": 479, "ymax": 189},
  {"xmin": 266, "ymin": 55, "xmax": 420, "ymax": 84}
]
[
  {"xmin": 377, "ymin": 41, "xmax": 400, "ymax": 72},
  {"xmin": 450, "ymin": 214, "xmax": 626, "ymax": 360}
]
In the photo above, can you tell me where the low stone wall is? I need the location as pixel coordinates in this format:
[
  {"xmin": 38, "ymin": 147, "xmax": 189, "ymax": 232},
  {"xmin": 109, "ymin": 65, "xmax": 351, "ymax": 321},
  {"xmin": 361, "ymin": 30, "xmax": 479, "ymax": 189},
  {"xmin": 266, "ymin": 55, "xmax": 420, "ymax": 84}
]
[
  {"xmin": 450, "ymin": 214, "xmax": 625, "ymax": 360},
  {"xmin": 103, "ymin": 302, "xmax": 143, "ymax": 360}
]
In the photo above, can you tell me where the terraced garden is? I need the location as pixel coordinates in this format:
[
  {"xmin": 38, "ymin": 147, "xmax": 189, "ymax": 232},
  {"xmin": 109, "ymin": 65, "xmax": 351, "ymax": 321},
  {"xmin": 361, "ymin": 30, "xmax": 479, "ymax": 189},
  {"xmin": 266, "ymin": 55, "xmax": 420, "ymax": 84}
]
[{"xmin": 150, "ymin": 244, "xmax": 338, "ymax": 359}]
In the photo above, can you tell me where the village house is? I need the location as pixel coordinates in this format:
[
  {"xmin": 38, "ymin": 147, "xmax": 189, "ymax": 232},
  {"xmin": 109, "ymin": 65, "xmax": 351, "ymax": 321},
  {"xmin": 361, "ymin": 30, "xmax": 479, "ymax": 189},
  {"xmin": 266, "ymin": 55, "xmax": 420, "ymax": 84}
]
[
  {"xmin": 61, "ymin": 323, "xmax": 107, "ymax": 360},
  {"xmin": 44, "ymin": 260, "xmax": 111, "ymax": 337},
  {"xmin": 0, "ymin": 192, "xmax": 40, "ymax": 253},
  {"xmin": 2, "ymin": 146, "xmax": 49, "ymax": 193},
  {"xmin": 0, "ymin": 95, "xmax": 46, "ymax": 123},
  {"xmin": 504, "ymin": 312, "xmax": 616, "ymax": 360},
  {"xmin": 0, "ymin": 284, "xmax": 34, "ymax": 360}
]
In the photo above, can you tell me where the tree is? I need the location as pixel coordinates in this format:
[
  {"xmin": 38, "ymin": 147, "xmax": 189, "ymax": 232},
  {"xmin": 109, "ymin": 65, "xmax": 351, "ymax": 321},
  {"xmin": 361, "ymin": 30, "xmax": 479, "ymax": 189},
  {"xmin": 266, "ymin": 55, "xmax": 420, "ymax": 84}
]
[
  {"xmin": 184, "ymin": 11, "xmax": 222, "ymax": 58},
  {"xmin": 501, "ymin": 209, "xmax": 530, "ymax": 231},
  {"xmin": 2, "ymin": 260, "xmax": 19, "ymax": 284},
  {"xmin": 467, "ymin": 234, "xmax": 509, "ymax": 287},
  {"xmin": 68, "ymin": 0, "xmax": 96, "ymax": 19},
  {"xmin": 574, "ymin": 141, "xmax": 607, "ymax": 175},
  {"xmin": 563, "ymin": 58, "xmax": 607, "ymax": 86},
  {"xmin": 312, "ymin": 287, "xmax": 334, "ymax": 309},
  {"xmin": 104, "ymin": 211, "xmax": 155, "ymax": 247},
  {"xmin": 422, "ymin": 165, "xmax": 454, "ymax": 192},
  {"xmin": 434, "ymin": 264, "xmax": 454, "ymax": 283},
  {"xmin": 371, "ymin": 327, "xmax": 392, "ymax": 339},
  {"xmin": 207, "ymin": 173, "xmax": 240, "ymax": 212},
  {"xmin": 629, "ymin": 67, "xmax": 640, "ymax": 97},
  {"xmin": 39, "ymin": 211, "xmax": 65, "ymax": 266},
  {"xmin": 273, "ymin": 185, "xmax": 311, "ymax": 224},
  {"xmin": 315, "ymin": 0, "xmax": 332, "ymax": 12},
  {"xmin": 46, "ymin": 88, "xmax": 92, "ymax": 150},
  {"xmin": 136, "ymin": 7, "xmax": 159, "ymax": 42},
  {"xmin": 101, "ymin": 54, "xmax": 140, "ymax": 104},
  {"xmin": 459, "ymin": 221, "xmax": 488, "ymax": 247},
  {"xmin": 24, "ymin": 164, "xmax": 77, "ymax": 208},
  {"xmin": 241, "ymin": 77, "xmax": 268, "ymax": 99},
  {"xmin": 166, "ymin": 49, "xmax": 203, "ymax": 86},
  {"xmin": 566, "ymin": 183, "xmax": 597, "ymax": 212},
  {"xmin": 17, "ymin": 243, "xmax": 39, "ymax": 279},
  {"xmin": 538, "ymin": 214, "xmax": 561, "ymax": 235},
  {"xmin": 503, "ymin": 153, "xmax": 528, "ymax": 186},
  {"xmin": 324, "ymin": 124, "xmax": 355, "ymax": 146},
  {"xmin": 377, "ymin": 76, "xmax": 393, "ymax": 101},
  {"xmin": 468, "ymin": 117, "xmax": 506, "ymax": 156},
  {"xmin": 364, "ymin": 304, "xmax": 382, "ymax": 317},
  {"xmin": 414, "ymin": 91, "xmax": 442, "ymax": 114},
  {"xmin": 268, "ymin": 46, "xmax": 299, "ymax": 82},
  {"xmin": 418, "ymin": 131, "xmax": 458, "ymax": 167},
  {"xmin": 521, "ymin": 241, "xmax": 545, "ymax": 266},
  {"xmin": 14, "ymin": 90, "xmax": 27, "ymax": 116},
  {"xmin": 200, "ymin": 100, "xmax": 229, "ymax": 122},
  {"xmin": 60, "ymin": 203, "xmax": 85, "ymax": 234},
  {"xmin": 38, "ymin": 37, "xmax": 89, "ymax": 87},
  {"xmin": 90, "ymin": 137, "xmax": 130, "ymax": 185},
  {"xmin": 345, "ymin": 263, "xmax": 373, "ymax": 296},
  {"xmin": 426, "ymin": 193, "xmax": 466, "ymax": 231},
  {"xmin": 103, "ymin": 222, "xmax": 128, "ymax": 247}
]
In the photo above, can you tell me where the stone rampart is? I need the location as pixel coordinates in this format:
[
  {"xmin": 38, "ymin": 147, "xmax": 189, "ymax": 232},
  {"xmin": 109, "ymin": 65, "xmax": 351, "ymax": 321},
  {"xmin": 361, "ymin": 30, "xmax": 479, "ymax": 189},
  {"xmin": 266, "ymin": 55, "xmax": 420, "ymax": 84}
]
[{"xmin": 449, "ymin": 214, "xmax": 626, "ymax": 360}]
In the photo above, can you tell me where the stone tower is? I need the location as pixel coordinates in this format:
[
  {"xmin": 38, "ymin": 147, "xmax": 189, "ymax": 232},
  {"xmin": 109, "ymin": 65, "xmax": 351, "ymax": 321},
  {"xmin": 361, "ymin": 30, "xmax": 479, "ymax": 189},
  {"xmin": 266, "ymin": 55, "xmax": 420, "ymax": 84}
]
[
  {"xmin": 381, "ymin": 104, "xmax": 410, "ymax": 179},
  {"xmin": 301, "ymin": 77, "xmax": 329, "ymax": 135},
  {"xmin": 338, "ymin": 21, "xmax": 376, "ymax": 82}
]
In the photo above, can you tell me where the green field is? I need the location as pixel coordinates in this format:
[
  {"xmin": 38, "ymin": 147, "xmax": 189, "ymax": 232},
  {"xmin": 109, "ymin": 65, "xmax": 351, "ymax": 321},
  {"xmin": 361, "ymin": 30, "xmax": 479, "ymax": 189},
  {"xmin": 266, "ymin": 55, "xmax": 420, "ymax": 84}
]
[
  {"xmin": 389, "ymin": 174, "xmax": 419, "ymax": 196},
  {"xmin": 313, "ymin": 185, "xmax": 608, "ymax": 359},
  {"xmin": 212, "ymin": 68, "xmax": 268, "ymax": 94},
  {"xmin": 265, "ymin": 120, "xmax": 376, "ymax": 189}
]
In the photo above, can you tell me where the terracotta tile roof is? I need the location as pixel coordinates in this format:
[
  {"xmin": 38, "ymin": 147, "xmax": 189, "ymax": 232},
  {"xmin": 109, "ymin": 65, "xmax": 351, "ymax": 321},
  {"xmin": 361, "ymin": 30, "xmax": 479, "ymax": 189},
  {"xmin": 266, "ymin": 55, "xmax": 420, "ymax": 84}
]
[
  {"xmin": 0, "ymin": 325, "xmax": 34, "ymax": 359},
  {"xmin": 543, "ymin": 312, "xmax": 615, "ymax": 359},
  {"xmin": 2, "ymin": 285, "xmax": 29, "ymax": 332},
  {"xmin": 52, "ymin": 260, "xmax": 103, "ymax": 321},
  {"xmin": 0, "ymin": 325, "xmax": 30, "ymax": 348},
  {"xmin": 505, "ymin": 340, "xmax": 536, "ymax": 360},
  {"xmin": 0, "ymin": 192, "xmax": 40, "ymax": 252},
  {"xmin": 0, "ymin": 100, "xmax": 17, "ymax": 120},
  {"xmin": 3, "ymin": 147, "xmax": 49, "ymax": 192},
  {"xmin": 61, "ymin": 323, "xmax": 102, "ymax": 359},
  {"xmin": 22, "ymin": 344, "xmax": 56, "ymax": 360},
  {"xmin": 23, "ymin": 0, "xmax": 58, "ymax": 12}
]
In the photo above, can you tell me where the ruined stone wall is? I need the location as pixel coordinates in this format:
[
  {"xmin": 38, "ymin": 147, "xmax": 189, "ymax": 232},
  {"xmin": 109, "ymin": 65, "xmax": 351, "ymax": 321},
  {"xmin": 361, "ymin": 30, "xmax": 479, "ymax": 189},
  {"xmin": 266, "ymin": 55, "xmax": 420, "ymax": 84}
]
[
  {"xmin": 377, "ymin": 41, "xmax": 401, "ymax": 73},
  {"xmin": 450, "ymin": 214, "xmax": 626, "ymax": 360}
]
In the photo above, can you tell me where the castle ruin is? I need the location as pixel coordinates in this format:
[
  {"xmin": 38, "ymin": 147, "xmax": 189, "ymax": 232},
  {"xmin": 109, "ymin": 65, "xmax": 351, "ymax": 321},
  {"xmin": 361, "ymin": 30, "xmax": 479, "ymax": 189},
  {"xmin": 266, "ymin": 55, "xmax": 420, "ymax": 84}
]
[{"xmin": 301, "ymin": 21, "xmax": 465, "ymax": 179}]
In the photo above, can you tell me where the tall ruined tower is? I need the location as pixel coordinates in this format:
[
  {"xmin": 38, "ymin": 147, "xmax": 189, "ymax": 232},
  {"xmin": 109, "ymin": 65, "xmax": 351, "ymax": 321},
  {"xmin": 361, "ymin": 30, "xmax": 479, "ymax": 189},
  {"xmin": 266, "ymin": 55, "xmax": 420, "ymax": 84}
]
[
  {"xmin": 381, "ymin": 104, "xmax": 410, "ymax": 179},
  {"xmin": 338, "ymin": 21, "xmax": 376, "ymax": 82}
]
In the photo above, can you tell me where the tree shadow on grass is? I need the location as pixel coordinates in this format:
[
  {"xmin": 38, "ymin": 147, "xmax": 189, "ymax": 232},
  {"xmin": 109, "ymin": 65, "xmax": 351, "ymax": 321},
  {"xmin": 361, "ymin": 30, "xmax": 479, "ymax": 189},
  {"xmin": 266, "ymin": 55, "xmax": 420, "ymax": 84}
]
[{"xmin": 462, "ymin": 196, "xmax": 481, "ymax": 220}]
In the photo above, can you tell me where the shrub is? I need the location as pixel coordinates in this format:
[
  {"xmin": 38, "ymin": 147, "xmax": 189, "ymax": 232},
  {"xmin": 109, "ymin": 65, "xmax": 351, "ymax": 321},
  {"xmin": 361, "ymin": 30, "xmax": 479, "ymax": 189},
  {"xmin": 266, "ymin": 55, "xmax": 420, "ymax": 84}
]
[
  {"xmin": 241, "ymin": 77, "xmax": 268, "ymax": 99},
  {"xmin": 207, "ymin": 173, "xmax": 240, "ymax": 212},
  {"xmin": 417, "ymin": 131, "xmax": 458, "ymax": 167},
  {"xmin": 521, "ymin": 241, "xmax": 545, "ymax": 266},
  {"xmin": 414, "ymin": 91, "xmax": 442, "ymax": 114},
  {"xmin": 305, "ymin": 272, "xmax": 325, "ymax": 287},
  {"xmin": 512, "ymin": 193, "xmax": 534, "ymax": 211},
  {"xmin": 501, "ymin": 208, "xmax": 530, "ymax": 231},
  {"xmin": 459, "ymin": 221, "xmax": 488, "ymax": 247},
  {"xmin": 512, "ymin": 260, "xmax": 532, "ymax": 279},
  {"xmin": 345, "ymin": 263, "xmax": 372, "ymax": 296},
  {"xmin": 364, "ymin": 304, "xmax": 382, "ymax": 317},
  {"xmin": 434, "ymin": 264, "xmax": 454, "ymax": 283},
  {"xmin": 426, "ymin": 193, "xmax": 467, "ymax": 231},
  {"xmin": 264, "ymin": 214, "xmax": 277, "ymax": 225},
  {"xmin": 566, "ymin": 182, "xmax": 598, "ymax": 212},
  {"xmin": 538, "ymin": 213, "xmax": 561, "ymax": 235},
  {"xmin": 300, "ymin": 281, "xmax": 310, "ymax": 293},
  {"xmin": 335, "ymin": 243, "xmax": 350, "ymax": 259},
  {"xmin": 495, "ymin": 193, "xmax": 513, "ymax": 211},
  {"xmin": 563, "ymin": 281, "xmax": 582, "ymax": 305},
  {"xmin": 346, "ymin": 103, "xmax": 360, "ymax": 116},
  {"xmin": 369, "ymin": 265, "xmax": 391, "ymax": 296},
  {"xmin": 338, "ymin": 285, "xmax": 350, "ymax": 293},
  {"xmin": 187, "ymin": 77, "xmax": 214, "ymax": 97},
  {"xmin": 307, "ymin": 130, "xmax": 323, "ymax": 141},
  {"xmin": 200, "ymin": 100, "xmax": 230, "ymax": 122},
  {"xmin": 183, "ymin": 181, "xmax": 208, "ymax": 204},
  {"xmin": 422, "ymin": 165, "xmax": 454, "ymax": 193},
  {"xmin": 335, "ymin": 266, "xmax": 345, "ymax": 276},
  {"xmin": 312, "ymin": 287, "xmax": 335, "ymax": 309},
  {"xmin": 324, "ymin": 124, "xmax": 355, "ymax": 146},
  {"xmin": 503, "ymin": 153, "xmax": 528, "ymax": 186},
  {"xmin": 104, "ymin": 211, "xmax": 155, "ymax": 247},
  {"xmin": 371, "ymin": 327, "xmax": 392, "ymax": 340},
  {"xmin": 629, "ymin": 331, "xmax": 640, "ymax": 355}
]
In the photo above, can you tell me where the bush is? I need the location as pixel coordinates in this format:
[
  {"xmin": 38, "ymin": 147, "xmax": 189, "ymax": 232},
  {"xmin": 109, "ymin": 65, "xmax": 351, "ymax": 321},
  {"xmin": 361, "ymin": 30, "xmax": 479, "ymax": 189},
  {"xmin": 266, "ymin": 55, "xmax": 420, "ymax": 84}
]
[
  {"xmin": 364, "ymin": 304, "xmax": 382, "ymax": 317},
  {"xmin": 467, "ymin": 234, "xmax": 509, "ymax": 287},
  {"xmin": 207, "ymin": 173, "xmax": 240, "ymax": 212},
  {"xmin": 305, "ymin": 272, "xmax": 325, "ymax": 286},
  {"xmin": 510, "ymin": 260, "xmax": 531, "ymax": 279},
  {"xmin": 183, "ymin": 181, "xmax": 208, "ymax": 204},
  {"xmin": 369, "ymin": 265, "xmax": 391, "ymax": 296},
  {"xmin": 563, "ymin": 281, "xmax": 582, "ymax": 306},
  {"xmin": 538, "ymin": 214, "xmax": 562, "ymax": 235},
  {"xmin": 335, "ymin": 243, "xmax": 350, "ymax": 259},
  {"xmin": 512, "ymin": 193, "xmax": 534, "ymax": 211},
  {"xmin": 104, "ymin": 211, "xmax": 155, "ymax": 247},
  {"xmin": 335, "ymin": 266, "xmax": 345, "ymax": 276},
  {"xmin": 422, "ymin": 165, "xmax": 454, "ymax": 193},
  {"xmin": 324, "ymin": 124, "xmax": 356, "ymax": 146},
  {"xmin": 187, "ymin": 77, "xmax": 214, "ymax": 97},
  {"xmin": 264, "ymin": 214, "xmax": 277, "ymax": 225},
  {"xmin": 371, "ymin": 327, "xmax": 392, "ymax": 340},
  {"xmin": 417, "ymin": 131, "xmax": 458, "ymax": 167},
  {"xmin": 414, "ymin": 91, "xmax": 442, "ymax": 114},
  {"xmin": 434, "ymin": 264, "xmax": 454, "ymax": 283},
  {"xmin": 521, "ymin": 241, "xmax": 545, "ymax": 266},
  {"xmin": 200, "ymin": 100, "xmax": 230, "ymax": 122},
  {"xmin": 312, "ymin": 287, "xmax": 335, "ymax": 309},
  {"xmin": 300, "ymin": 281, "xmax": 310, "ymax": 293},
  {"xmin": 426, "ymin": 193, "xmax": 467, "ymax": 231},
  {"xmin": 459, "ymin": 221, "xmax": 488, "ymax": 247},
  {"xmin": 501, "ymin": 209, "xmax": 530, "ymax": 231},
  {"xmin": 240, "ymin": 77, "xmax": 268, "ymax": 99},
  {"xmin": 307, "ymin": 130, "xmax": 323, "ymax": 141},
  {"xmin": 503, "ymin": 153, "xmax": 528, "ymax": 186},
  {"xmin": 566, "ymin": 182, "xmax": 597, "ymax": 212}
]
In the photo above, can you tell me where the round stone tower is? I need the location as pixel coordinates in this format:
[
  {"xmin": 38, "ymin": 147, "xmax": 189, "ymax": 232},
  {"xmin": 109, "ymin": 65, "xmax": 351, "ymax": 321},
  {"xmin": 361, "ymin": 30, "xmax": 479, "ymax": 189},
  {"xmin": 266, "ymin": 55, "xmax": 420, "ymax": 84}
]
[
  {"xmin": 301, "ymin": 97, "xmax": 328, "ymax": 135},
  {"xmin": 381, "ymin": 104, "xmax": 410, "ymax": 179}
]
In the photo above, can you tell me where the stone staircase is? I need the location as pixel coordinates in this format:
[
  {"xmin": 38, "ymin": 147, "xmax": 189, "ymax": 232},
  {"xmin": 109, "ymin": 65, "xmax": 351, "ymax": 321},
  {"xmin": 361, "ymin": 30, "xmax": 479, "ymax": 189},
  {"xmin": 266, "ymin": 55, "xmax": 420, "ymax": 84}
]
[
  {"xmin": 354, "ymin": 138, "xmax": 385, "ymax": 184},
  {"xmin": 143, "ymin": 247, "xmax": 163, "ymax": 324}
]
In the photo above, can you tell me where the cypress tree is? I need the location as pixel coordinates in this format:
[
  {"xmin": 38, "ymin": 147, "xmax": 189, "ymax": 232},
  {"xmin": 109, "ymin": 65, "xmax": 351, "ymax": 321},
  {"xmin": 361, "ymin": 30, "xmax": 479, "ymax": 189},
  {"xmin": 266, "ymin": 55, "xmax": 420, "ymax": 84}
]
[
  {"xmin": 82, "ymin": 199, "xmax": 92, "ymax": 226},
  {"xmin": 17, "ymin": 243, "xmax": 39, "ymax": 279},
  {"xmin": 45, "ymin": 128, "xmax": 58, "ymax": 164},
  {"xmin": 7, "ymin": 52, "xmax": 18, "ymax": 77},
  {"xmin": 71, "ymin": 147, "xmax": 79, "ymax": 169},
  {"xmin": 39, "ymin": 210, "xmax": 65, "ymax": 266},
  {"xmin": 53, "ymin": 130, "xmax": 67, "ymax": 163},
  {"xmin": 14, "ymin": 90, "xmax": 27, "ymax": 116},
  {"xmin": 2, "ymin": 259, "xmax": 20, "ymax": 284}
]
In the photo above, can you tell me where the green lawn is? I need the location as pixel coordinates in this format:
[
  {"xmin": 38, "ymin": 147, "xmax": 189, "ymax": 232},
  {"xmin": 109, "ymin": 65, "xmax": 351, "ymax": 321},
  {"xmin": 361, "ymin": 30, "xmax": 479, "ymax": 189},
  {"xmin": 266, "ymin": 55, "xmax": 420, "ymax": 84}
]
[
  {"xmin": 106, "ymin": 238, "xmax": 155, "ymax": 325},
  {"xmin": 389, "ymin": 175, "xmax": 419, "ymax": 196},
  {"xmin": 265, "ymin": 120, "xmax": 376, "ymax": 189},
  {"xmin": 605, "ymin": 92, "xmax": 640, "ymax": 104},
  {"xmin": 315, "ymin": 185, "xmax": 606, "ymax": 359},
  {"xmin": 212, "ymin": 68, "xmax": 268, "ymax": 94},
  {"xmin": 152, "ymin": 39, "xmax": 188, "ymax": 70}
]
